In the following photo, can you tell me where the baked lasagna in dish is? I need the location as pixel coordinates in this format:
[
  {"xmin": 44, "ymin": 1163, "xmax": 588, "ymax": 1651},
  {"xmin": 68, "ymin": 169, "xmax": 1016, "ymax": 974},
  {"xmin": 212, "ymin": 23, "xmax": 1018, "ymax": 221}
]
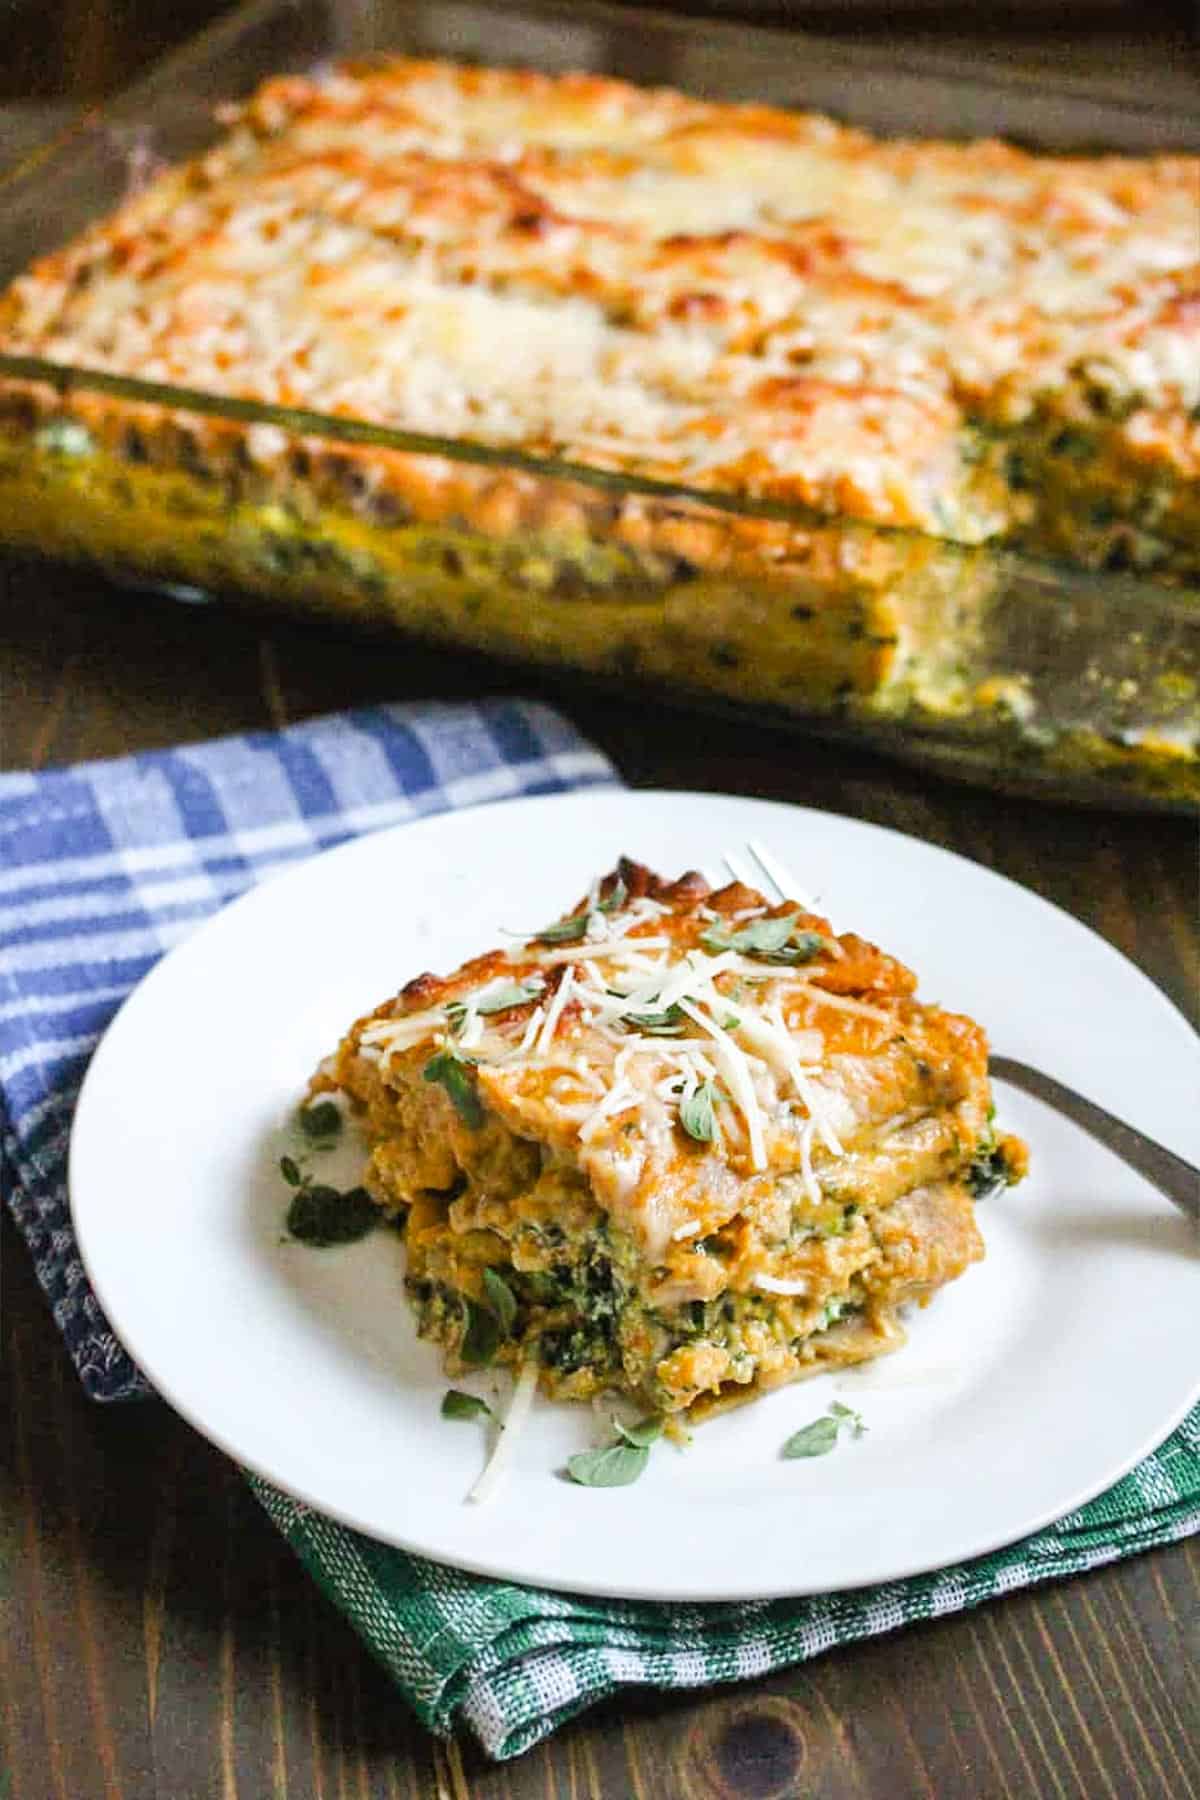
[
  {"xmin": 1, "ymin": 58, "xmax": 1196, "ymax": 801},
  {"xmin": 310, "ymin": 860, "xmax": 1027, "ymax": 1422}
]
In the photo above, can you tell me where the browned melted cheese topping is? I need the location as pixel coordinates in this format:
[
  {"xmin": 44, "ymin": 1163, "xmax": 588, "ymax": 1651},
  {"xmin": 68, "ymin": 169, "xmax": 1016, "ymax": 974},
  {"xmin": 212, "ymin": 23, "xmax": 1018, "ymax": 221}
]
[
  {"xmin": 3, "ymin": 58, "xmax": 1196, "ymax": 541},
  {"xmin": 334, "ymin": 858, "xmax": 988, "ymax": 1266}
]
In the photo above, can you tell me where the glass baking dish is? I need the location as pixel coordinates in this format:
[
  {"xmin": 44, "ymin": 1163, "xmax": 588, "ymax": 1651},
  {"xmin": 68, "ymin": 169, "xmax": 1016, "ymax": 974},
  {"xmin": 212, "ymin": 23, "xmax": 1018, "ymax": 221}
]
[{"xmin": 1, "ymin": 0, "xmax": 1197, "ymax": 811}]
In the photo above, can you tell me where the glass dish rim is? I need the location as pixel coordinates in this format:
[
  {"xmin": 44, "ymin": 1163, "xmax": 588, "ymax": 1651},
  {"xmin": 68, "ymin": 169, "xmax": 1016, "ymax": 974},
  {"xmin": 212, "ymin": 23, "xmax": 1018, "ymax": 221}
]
[{"xmin": 18, "ymin": 0, "xmax": 1200, "ymax": 142}]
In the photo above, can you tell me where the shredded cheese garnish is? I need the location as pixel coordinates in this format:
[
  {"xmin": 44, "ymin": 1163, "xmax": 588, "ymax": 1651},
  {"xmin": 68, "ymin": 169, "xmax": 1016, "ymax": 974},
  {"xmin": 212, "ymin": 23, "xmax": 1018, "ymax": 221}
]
[
  {"xmin": 578, "ymin": 1080, "xmax": 640, "ymax": 1143},
  {"xmin": 457, "ymin": 1005, "xmax": 484, "ymax": 1050},
  {"xmin": 466, "ymin": 1358, "xmax": 540, "ymax": 1506},
  {"xmin": 349, "ymin": 873, "xmax": 885, "ymax": 1190},
  {"xmin": 744, "ymin": 838, "xmax": 818, "ymax": 912},
  {"xmin": 536, "ymin": 965, "xmax": 576, "ymax": 1055},
  {"xmin": 515, "ymin": 1005, "xmax": 545, "ymax": 1056},
  {"xmin": 677, "ymin": 996, "xmax": 767, "ymax": 1170}
]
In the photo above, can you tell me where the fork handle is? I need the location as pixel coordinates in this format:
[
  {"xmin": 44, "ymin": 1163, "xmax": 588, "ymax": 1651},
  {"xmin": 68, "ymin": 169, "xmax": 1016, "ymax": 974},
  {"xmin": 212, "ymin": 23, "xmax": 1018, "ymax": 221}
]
[{"xmin": 989, "ymin": 1055, "xmax": 1200, "ymax": 1224}]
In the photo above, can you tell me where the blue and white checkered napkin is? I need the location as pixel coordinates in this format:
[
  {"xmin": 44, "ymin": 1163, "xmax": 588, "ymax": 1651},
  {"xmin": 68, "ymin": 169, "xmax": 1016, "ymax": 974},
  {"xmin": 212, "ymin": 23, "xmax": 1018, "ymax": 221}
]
[{"xmin": 0, "ymin": 699, "xmax": 617, "ymax": 1400}]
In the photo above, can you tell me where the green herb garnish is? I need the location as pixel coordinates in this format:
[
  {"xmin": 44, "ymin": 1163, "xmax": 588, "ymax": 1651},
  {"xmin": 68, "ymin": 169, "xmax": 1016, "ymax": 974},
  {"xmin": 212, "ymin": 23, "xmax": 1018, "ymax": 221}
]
[
  {"xmin": 782, "ymin": 1414, "xmax": 840, "ymax": 1459},
  {"xmin": 613, "ymin": 1415, "xmax": 664, "ymax": 1448},
  {"xmin": 701, "ymin": 914, "xmax": 830, "ymax": 965},
  {"xmin": 678, "ymin": 1079, "xmax": 718, "ymax": 1144},
  {"xmin": 622, "ymin": 1002, "xmax": 686, "ymax": 1035},
  {"xmin": 423, "ymin": 1051, "xmax": 484, "ymax": 1128},
  {"xmin": 782, "ymin": 1401, "xmax": 866, "ymax": 1460},
  {"xmin": 566, "ymin": 1414, "xmax": 663, "ymax": 1488},
  {"xmin": 461, "ymin": 1299, "xmax": 500, "ymax": 1366},
  {"xmin": 482, "ymin": 1267, "xmax": 518, "ymax": 1335},
  {"xmin": 298, "ymin": 1100, "xmax": 342, "ymax": 1142},
  {"xmin": 773, "ymin": 930, "xmax": 830, "ymax": 965},
  {"xmin": 531, "ymin": 876, "xmax": 627, "ymax": 944},
  {"xmin": 598, "ymin": 876, "xmax": 628, "ymax": 914},
  {"xmin": 533, "ymin": 912, "xmax": 591, "ymax": 945},
  {"xmin": 441, "ymin": 1389, "xmax": 493, "ymax": 1422},
  {"xmin": 476, "ymin": 979, "xmax": 544, "ymax": 1014},
  {"xmin": 286, "ymin": 1184, "xmax": 377, "ymax": 1247},
  {"xmin": 565, "ymin": 1442, "xmax": 649, "ymax": 1487},
  {"xmin": 701, "ymin": 915, "xmax": 792, "ymax": 955},
  {"xmin": 279, "ymin": 1155, "xmax": 303, "ymax": 1187},
  {"xmin": 443, "ymin": 1001, "xmax": 469, "ymax": 1037}
]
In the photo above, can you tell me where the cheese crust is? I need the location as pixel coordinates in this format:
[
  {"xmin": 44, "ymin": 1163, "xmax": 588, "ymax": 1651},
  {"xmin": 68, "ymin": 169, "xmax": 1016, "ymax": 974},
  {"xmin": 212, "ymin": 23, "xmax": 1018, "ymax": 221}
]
[
  {"xmin": 1, "ymin": 55, "xmax": 1197, "ymax": 570},
  {"xmin": 314, "ymin": 859, "xmax": 1026, "ymax": 1420},
  {"xmin": 0, "ymin": 58, "xmax": 1195, "ymax": 807}
]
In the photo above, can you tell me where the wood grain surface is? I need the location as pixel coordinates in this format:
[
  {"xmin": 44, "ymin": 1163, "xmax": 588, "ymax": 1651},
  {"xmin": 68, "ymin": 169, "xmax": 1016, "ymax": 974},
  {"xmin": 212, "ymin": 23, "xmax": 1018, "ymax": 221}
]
[
  {"xmin": 1, "ymin": 550, "xmax": 1198, "ymax": 1800},
  {"xmin": 1, "ymin": 6, "xmax": 1198, "ymax": 1790}
]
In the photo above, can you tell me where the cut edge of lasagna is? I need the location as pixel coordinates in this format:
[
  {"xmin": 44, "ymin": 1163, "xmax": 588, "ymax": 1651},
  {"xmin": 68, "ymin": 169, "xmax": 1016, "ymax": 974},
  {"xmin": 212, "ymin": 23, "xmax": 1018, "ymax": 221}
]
[{"xmin": 308, "ymin": 858, "xmax": 1027, "ymax": 1427}]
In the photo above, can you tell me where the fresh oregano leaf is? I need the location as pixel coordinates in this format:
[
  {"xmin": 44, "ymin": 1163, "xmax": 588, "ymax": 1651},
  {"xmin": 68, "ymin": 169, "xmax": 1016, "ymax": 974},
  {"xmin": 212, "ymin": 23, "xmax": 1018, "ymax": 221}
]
[
  {"xmin": 441, "ymin": 1389, "xmax": 493, "ymax": 1421},
  {"xmin": 701, "ymin": 914, "xmax": 796, "ymax": 956},
  {"xmin": 781, "ymin": 1414, "xmax": 841, "ymax": 1459},
  {"xmin": 762, "ymin": 930, "xmax": 830, "ymax": 966},
  {"xmin": 701, "ymin": 915, "xmax": 831, "ymax": 965},
  {"xmin": 461, "ymin": 1299, "xmax": 500, "ymax": 1366},
  {"xmin": 613, "ymin": 1415, "xmax": 664, "ymax": 1448},
  {"xmin": 622, "ymin": 1002, "xmax": 686, "ymax": 1035},
  {"xmin": 423, "ymin": 1051, "xmax": 484, "ymax": 1128},
  {"xmin": 286, "ymin": 1184, "xmax": 377, "ymax": 1247},
  {"xmin": 598, "ymin": 876, "xmax": 627, "ymax": 914},
  {"xmin": 298, "ymin": 1100, "xmax": 342, "ymax": 1141},
  {"xmin": 566, "ymin": 1440, "xmax": 651, "ymax": 1487},
  {"xmin": 782, "ymin": 1402, "xmax": 867, "ymax": 1459},
  {"xmin": 279, "ymin": 1155, "xmax": 303, "ymax": 1187},
  {"xmin": 732, "ymin": 915, "xmax": 799, "ymax": 954},
  {"xmin": 475, "ymin": 979, "xmax": 544, "ymax": 1014},
  {"xmin": 482, "ymin": 1267, "xmax": 518, "ymax": 1335},
  {"xmin": 679, "ymin": 1079, "xmax": 718, "ymax": 1144},
  {"xmin": 532, "ymin": 876, "xmax": 628, "ymax": 944},
  {"xmin": 533, "ymin": 911, "xmax": 591, "ymax": 945}
]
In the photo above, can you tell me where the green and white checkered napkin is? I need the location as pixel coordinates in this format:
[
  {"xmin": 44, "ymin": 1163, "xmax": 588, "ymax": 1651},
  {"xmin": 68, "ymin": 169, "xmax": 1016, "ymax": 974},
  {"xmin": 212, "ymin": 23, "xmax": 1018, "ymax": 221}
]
[
  {"xmin": 5, "ymin": 698, "xmax": 1196, "ymax": 1761},
  {"xmin": 251, "ymin": 1416, "xmax": 1199, "ymax": 1759}
]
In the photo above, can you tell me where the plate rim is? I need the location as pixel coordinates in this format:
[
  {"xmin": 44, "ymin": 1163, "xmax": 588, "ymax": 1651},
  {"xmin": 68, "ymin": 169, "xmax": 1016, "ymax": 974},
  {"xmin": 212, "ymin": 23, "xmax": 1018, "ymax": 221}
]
[{"xmin": 68, "ymin": 787, "xmax": 1200, "ymax": 1601}]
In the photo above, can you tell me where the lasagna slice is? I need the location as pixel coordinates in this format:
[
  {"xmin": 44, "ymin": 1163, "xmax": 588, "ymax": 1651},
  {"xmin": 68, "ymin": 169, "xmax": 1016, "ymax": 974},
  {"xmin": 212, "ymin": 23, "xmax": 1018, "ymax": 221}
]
[{"xmin": 312, "ymin": 860, "xmax": 1026, "ymax": 1421}]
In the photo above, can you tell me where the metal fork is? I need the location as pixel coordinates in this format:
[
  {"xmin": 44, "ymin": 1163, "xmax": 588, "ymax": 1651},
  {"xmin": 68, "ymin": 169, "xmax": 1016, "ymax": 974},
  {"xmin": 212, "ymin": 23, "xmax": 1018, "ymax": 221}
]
[{"xmin": 720, "ymin": 840, "xmax": 1200, "ymax": 1224}]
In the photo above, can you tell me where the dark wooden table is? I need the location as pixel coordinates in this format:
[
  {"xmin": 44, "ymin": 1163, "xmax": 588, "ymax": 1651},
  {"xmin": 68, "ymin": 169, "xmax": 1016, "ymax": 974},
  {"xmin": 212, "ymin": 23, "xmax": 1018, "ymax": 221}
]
[{"xmin": 2, "ymin": 11, "xmax": 1199, "ymax": 1794}]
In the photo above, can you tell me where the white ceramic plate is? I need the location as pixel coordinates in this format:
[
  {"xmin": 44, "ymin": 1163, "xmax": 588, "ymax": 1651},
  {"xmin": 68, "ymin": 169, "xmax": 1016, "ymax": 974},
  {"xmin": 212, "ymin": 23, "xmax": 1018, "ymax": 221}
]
[{"xmin": 70, "ymin": 790, "xmax": 1199, "ymax": 1601}]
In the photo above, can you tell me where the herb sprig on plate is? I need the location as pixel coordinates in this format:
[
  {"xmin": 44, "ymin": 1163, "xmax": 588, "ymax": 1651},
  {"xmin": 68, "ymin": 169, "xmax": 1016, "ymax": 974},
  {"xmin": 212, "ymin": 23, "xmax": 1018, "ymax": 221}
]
[
  {"xmin": 566, "ymin": 1415, "xmax": 664, "ymax": 1487},
  {"xmin": 531, "ymin": 876, "xmax": 627, "ymax": 945},
  {"xmin": 279, "ymin": 1101, "xmax": 379, "ymax": 1246},
  {"xmin": 279, "ymin": 1155, "xmax": 378, "ymax": 1246},
  {"xmin": 441, "ymin": 1390, "xmax": 493, "ymax": 1422},
  {"xmin": 701, "ymin": 913, "xmax": 831, "ymax": 965},
  {"xmin": 781, "ymin": 1402, "xmax": 867, "ymax": 1459}
]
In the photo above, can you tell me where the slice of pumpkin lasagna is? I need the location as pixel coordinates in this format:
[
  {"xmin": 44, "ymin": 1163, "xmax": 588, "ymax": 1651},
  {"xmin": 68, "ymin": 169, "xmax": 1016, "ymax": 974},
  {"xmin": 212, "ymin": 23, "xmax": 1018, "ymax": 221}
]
[{"xmin": 311, "ymin": 860, "xmax": 1026, "ymax": 1421}]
